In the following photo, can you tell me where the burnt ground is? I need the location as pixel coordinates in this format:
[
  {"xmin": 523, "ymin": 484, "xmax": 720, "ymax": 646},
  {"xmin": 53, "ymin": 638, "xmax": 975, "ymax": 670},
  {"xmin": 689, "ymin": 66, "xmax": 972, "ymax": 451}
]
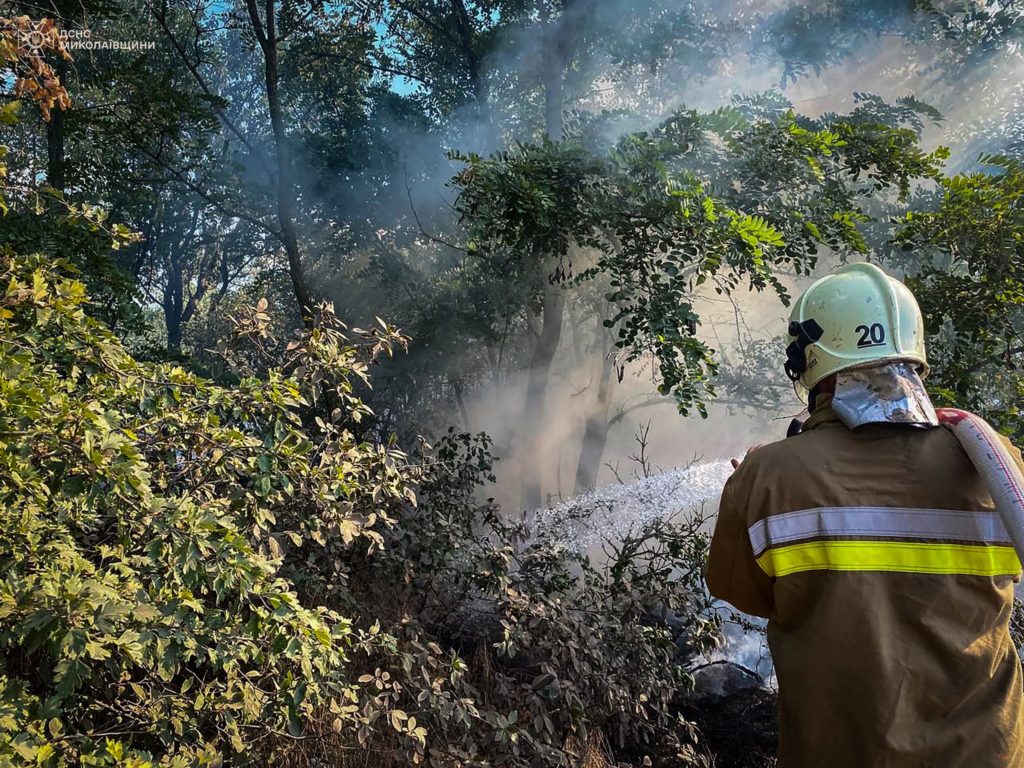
[{"xmin": 679, "ymin": 687, "xmax": 779, "ymax": 768}]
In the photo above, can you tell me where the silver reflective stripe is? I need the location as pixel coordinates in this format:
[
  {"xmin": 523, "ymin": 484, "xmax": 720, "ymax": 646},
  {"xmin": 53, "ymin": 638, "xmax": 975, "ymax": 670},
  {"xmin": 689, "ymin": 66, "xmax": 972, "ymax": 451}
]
[{"xmin": 748, "ymin": 506, "xmax": 1011, "ymax": 558}]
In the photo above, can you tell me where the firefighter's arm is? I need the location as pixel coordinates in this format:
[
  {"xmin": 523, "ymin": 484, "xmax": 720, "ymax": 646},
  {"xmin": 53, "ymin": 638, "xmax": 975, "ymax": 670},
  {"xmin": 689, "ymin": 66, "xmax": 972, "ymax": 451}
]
[{"xmin": 705, "ymin": 475, "xmax": 774, "ymax": 618}]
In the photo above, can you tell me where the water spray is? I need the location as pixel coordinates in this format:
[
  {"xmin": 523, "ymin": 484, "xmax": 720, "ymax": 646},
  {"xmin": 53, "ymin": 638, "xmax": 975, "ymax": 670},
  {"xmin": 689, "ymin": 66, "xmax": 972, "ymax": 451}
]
[{"xmin": 531, "ymin": 459, "xmax": 734, "ymax": 553}]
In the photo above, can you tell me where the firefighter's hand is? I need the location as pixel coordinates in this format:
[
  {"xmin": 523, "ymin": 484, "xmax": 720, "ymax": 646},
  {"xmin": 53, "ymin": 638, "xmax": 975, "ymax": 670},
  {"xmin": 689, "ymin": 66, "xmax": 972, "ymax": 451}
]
[{"xmin": 731, "ymin": 444, "xmax": 762, "ymax": 470}]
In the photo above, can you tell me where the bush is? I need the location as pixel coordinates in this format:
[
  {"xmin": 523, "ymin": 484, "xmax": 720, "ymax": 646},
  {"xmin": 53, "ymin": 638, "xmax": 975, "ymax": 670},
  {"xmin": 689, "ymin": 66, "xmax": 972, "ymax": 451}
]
[
  {"xmin": 344, "ymin": 431, "xmax": 721, "ymax": 767},
  {"xmin": 0, "ymin": 252, "xmax": 721, "ymax": 767},
  {"xmin": 0, "ymin": 251, "xmax": 411, "ymax": 765}
]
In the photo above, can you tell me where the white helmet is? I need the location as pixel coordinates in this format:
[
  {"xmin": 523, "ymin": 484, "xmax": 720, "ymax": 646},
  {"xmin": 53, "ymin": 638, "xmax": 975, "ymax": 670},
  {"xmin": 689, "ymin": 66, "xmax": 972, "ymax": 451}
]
[{"xmin": 784, "ymin": 262, "xmax": 928, "ymax": 391}]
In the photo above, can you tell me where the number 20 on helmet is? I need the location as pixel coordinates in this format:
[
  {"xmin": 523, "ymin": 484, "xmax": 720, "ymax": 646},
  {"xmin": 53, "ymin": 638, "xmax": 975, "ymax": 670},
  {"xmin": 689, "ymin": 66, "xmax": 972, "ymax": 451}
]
[{"xmin": 783, "ymin": 261, "xmax": 929, "ymax": 391}]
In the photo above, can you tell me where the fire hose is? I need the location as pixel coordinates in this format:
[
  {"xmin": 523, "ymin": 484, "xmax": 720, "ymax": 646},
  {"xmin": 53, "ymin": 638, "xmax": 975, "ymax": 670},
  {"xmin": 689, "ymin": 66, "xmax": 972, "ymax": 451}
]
[{"xmin": 937, "ymin": 408, "xmax": 1024, "ymax": 567}]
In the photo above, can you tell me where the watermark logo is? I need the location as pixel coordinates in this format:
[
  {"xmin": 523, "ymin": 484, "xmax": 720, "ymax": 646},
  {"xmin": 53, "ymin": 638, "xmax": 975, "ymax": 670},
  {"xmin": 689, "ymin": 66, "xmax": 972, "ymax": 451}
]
[
  {"xmin": 15, "ymin": 19, "xmax": 48, "ymax": 56},
  {"xmin": 7, "ymin": 17, "xmax": 156, "ymax": 55},
  {"xmin": 1, "ymin": 17, "xmax": 58, "ymax": 56},
  {"xmin": 61, "ymin": 27, "xmax": 156, "ymax": 52}
]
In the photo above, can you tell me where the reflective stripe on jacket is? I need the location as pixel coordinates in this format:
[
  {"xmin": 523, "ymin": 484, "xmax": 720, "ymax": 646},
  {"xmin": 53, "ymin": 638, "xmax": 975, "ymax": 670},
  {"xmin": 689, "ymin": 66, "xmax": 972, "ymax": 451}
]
[{"xmin": 706, "ymin": 395, "xmax": 1024, "ymax": 768}]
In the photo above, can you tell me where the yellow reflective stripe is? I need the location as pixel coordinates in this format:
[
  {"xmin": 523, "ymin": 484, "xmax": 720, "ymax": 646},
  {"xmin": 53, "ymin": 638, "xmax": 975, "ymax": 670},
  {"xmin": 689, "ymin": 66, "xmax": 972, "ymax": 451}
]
[{"xmin": 756, "ymin": 540, "xmax": 1021, "ymax": 578}]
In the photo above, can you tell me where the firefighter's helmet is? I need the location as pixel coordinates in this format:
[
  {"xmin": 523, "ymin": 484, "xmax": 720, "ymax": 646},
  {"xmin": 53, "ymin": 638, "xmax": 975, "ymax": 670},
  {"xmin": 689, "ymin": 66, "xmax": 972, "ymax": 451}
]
[{"xmin": 784, "ymin": 262, "xmax": 928, "ymax": 390}]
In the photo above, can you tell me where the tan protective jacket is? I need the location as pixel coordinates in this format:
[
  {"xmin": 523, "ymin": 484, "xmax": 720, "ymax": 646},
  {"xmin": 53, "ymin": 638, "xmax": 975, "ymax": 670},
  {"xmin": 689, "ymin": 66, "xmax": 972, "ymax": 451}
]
[{"xmin": 707, "ymin": 396, "xmax": 1024, "ymax": 768}]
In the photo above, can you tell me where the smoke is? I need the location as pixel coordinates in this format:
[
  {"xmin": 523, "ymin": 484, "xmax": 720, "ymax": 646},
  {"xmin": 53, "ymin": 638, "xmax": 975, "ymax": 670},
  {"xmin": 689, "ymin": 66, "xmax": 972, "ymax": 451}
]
[
  {"xmin": 250, "ymin": 3, "xmax": 1024, "ymax": 672},
  {"xmin": 300, "ymin": 1, "xmax": 1024, "ymax": 508},
  {"xmin": 449, "ymin": 287, "xmax": 806, "ymax": 513}
]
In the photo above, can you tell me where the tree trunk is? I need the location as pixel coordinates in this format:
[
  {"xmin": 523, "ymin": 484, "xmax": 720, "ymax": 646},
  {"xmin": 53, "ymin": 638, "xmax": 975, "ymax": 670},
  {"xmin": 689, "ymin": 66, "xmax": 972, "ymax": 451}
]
[
  {"xmin": 449, "ymin": 0, "xmax": 490, "ymax": 124},
  {"xmin": 574, "ymin": 354, "xmax": 613, "ymax": 492},
  {"xmin": 453, "ymin": 379, "xmax": 472, "ymax": 430},
  {"xmin": 165, "ymin": 306, "xmax": 183, "ymax": 356},
  {"xmin": 163, "ymin": 253, "xmax": 184, "ymax": 357},
  {"xmin": 542, "ymin": 46, "xmax": 563, "ymax": 143},
  {"xmin": 159, "ymin": 204, "xmax": 207, "ymax": 358},
  {"xmin": 518, "ymin": 11, "xmax": 575, "ymax": 510},
  {"xmin": 247, "ymin": 0, "xmax": 315, "ymax": 322},
  {"xmin": 520, "ymin": 281, "xmax": 566, "ymax": 509}
]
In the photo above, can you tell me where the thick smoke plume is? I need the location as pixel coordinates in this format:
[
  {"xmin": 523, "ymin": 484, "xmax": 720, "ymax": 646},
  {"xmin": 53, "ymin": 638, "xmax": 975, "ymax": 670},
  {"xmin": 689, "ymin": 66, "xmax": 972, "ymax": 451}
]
[{"xmin": 332, "ymin": 1, "xmax": 1024, "ymax": 507}]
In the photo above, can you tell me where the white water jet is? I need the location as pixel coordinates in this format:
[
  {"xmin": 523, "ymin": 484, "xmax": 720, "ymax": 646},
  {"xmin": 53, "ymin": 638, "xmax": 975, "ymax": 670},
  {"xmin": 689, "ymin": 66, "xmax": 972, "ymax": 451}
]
[
  {"xmin": 531, "ymin": 459, "xmax": 734, "ymax": 553},
  {"xmin": 526, "ymin": 458, "xmax": 778, "ymax": 686}
]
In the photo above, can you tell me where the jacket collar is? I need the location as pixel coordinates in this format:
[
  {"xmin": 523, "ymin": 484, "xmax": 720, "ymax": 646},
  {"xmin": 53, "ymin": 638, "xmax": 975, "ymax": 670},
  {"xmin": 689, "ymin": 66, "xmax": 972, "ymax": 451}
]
[{"xmin": 804, "ymin": 393, "xmax": 842, "ymax": 431}]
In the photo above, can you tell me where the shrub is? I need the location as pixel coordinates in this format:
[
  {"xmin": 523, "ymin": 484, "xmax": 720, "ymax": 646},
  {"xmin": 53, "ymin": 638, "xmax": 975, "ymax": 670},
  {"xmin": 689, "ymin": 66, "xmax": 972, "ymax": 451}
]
[
  {"xmin": 0, "ymin": 251, "xmax": 721, "ymax": 767},
  {"xmin": 0, "ymin": 251, "xmax": 410, "ymax": 765},
  {"xmin": 343, "ymin": 431, "xmax": 721, "ymax": 767}
]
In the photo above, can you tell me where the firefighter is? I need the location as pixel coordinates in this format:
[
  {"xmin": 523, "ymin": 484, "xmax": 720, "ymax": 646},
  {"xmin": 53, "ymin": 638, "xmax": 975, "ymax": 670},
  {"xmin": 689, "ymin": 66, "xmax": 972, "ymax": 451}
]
[{"xmin": 706, "ymin": 262, "xmax": 1024, "ymax": 768}]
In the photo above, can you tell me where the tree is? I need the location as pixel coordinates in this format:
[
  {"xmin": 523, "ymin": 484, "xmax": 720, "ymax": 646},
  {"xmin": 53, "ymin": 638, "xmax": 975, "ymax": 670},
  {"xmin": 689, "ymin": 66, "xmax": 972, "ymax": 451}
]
[
  {"xmin": 132, "ymin": 194, "xmax": 265, "ymax": 357},
  {"xmin": 1, "ymin": 0, "xmax": 235, "ymax": 340},
  {"xmin": 241, "ymin": 0, "xmax": 317, "ymax": 317},
  {"xmin": 360, "ymin": 0, "xmax": 500, "ymax": 131},
  {"xmin": 360, "ymin": 0, "xmax": 992, "ymax": 503},
  {"xmin": 451, "ymin": 95, "xmax": 947, "ymax": 496},
  {"xmin": 895, "ymin": 154, "xmax": 1024, "ymax": 438},
  {"xmin": 356, "ymin": 0, "xmax": 734, "ymax": 504}
]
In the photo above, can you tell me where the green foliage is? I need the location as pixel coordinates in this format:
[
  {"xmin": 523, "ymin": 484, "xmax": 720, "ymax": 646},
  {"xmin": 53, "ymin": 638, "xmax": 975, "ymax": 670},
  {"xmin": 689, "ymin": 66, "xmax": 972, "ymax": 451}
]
[
  {"xmin": 451, "ymin": 96, "xmax": 947, "ymax": 416},
  {"xmin": 757, "ymin": 0, "xmax": 1024, "ymax": 85},
  {"xmin": 896, "ymin": 155, "xmax": 1024, "ymax": 438},
  {"xmin": 0, "ymin": 251, "xmax": 722, "ymax": 767},
  {"xmin": 8, "ymin": 2, "xmax": 1024, "ymax": 763},
  {"xmin": 0, "ymin": 198, "xmax": 142, "ymax": 331},
  {"xmin": 450, "ymin": 141, "xmax": 611, "ymax": 272},
  {"xmin": 349, "ymin": 431, "xmax": 720, "ymax": 766},
  {"xmin": 0, "ymin": 252, "xmax": 411, "ymax": 765}
]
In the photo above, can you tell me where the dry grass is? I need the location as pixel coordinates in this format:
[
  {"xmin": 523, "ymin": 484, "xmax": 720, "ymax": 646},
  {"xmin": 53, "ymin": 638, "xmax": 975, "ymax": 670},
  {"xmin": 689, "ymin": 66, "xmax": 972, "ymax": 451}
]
[{"xmin": 564, "ymin": 731, "xmax": 617, "ymax": 768}]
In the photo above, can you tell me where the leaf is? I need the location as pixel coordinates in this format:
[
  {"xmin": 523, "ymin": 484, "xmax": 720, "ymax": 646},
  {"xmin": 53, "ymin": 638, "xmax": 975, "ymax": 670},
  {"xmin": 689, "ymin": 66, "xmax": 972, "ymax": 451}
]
[
  {"xmin": 391, "ymin": 709, "xmax": 408, "ymax": 731},
  {"xmin": 0, "ymin": 100, "xmax": 22, "ymax": 127}
]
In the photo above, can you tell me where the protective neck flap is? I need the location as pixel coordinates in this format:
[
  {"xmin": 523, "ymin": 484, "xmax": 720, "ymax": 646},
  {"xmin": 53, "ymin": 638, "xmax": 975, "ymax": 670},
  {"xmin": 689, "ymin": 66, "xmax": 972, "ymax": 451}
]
[{"xmin": 831, "ymin": 361, "xmax": 938, "ymax": 430}]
